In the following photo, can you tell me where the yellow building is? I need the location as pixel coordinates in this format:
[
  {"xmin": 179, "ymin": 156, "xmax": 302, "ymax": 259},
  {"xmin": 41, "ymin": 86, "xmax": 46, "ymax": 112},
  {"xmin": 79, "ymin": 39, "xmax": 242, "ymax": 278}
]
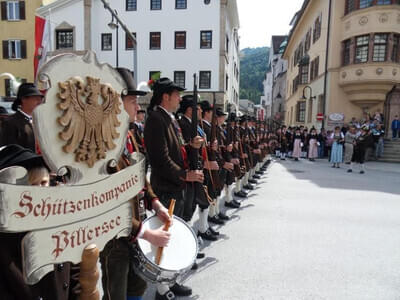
[
  {"xmin": 0, "ymin": 0, "xmax": 43, "ymax": 101},
  {"xmin": 283, "ymin": 0, "xmax": 400, "ymax": 132}
]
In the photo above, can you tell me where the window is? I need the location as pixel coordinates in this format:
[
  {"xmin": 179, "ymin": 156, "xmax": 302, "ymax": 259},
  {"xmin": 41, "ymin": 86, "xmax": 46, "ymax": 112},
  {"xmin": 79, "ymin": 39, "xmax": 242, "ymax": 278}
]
[
  {"xmin": 126, "ymin": 32, "xmax": 136, "ymax": 50},
  {"xmin": 310, "ymin": 56, "xmax": 319, "ymax": 81},
  {"xmin": 174, "ymin": 71, "xmax": 185, "ymax": 88},
  {"xmin": 225, "ymin": 74, "xmax": 229, "ymax": 91},
  {"xmin": 293, "ymin": 75, "xmax": 299, "ymax": 93},
  {"xmin": 296, "ymin": 101, "xmax": 306, "ymax": 122},
  {"xmin": 101, "ymin": 33, "xmax": 112, "ymax": 51},
  {"xmin": 305, "ymin": 29, "xmax": 311, "ymax": 52},
  {"xmin": 3, "ymin": 1, "xmax": 25, "ymax": 21},
  {"xmin": 345, "ymin": 0, "xmax": 356, "ymax": 14},
  {"xmin": 355, "ymin": 35, "xmax": 369, "ymax": 63},
  {"xmin": 2, "ymin": 40, "xmax": 26, "ymax": 59},
  {"xmin": 300, "ymin": 64, "xmax": 309, "ymax": 85},
  {"xmin": 199, "ymin": 71, "xmax": 211, "ymax": 89},
  {"xmin": 313, "ymin": 15, "xmax": 322, "ymax": 43},
  {"xmin": 345, "ymin": 0, "xmax": 398, "ymax": 15},
  {"xmin": 174, "ymin": 31, "xmax": 186, "ymax": 49},
  {"xmin": 226, "ymin": 35, "xmax": 229, "ymax": 53},
  {"xmin": 175, "ymin": 0, "xmax": 187, "ymax": 9},
  {"xmin": 343, "ymin": 39, "xmax": 351, "ymax": 65},
  {"xmin": 5, "ymin": 79, "xmax": 15, "ymax": 97},
  {"xmin": 359, "ymin": 0, "xmax": 373, "ymax": 8},
  {"xmin": 150, "ymin": 32, "xmax": 161, "ymax": 50},
  {"xmin": 392, "ymin": 34, "xmax": 400, "ymax": 63},
  {"xmin": 151, "ymin": 0, "xmax": 161, "ymax": 10},
  {"xmin": 56, "ymin": 29, "xmax": 73, "ymax": 49},
  {"xmin": 126, "ymin": 0, "xmax": 137, "ymax": 11},
  {"xmin": 149, "ymin": 71, "xmax": 160, "ymax": 80},
  {"xmin": 200, "ymin": 31, "xmax": 212, "ymax": 49},
  {"xmin": 373, "ymin": 33, "xmax": 388, "ymax": 62}
]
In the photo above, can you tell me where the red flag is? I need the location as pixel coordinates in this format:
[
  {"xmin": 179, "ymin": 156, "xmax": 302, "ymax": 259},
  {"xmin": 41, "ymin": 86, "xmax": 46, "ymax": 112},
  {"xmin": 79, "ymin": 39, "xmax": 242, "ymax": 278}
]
[{"xmin": 34, "ymin": 16, "xmax": 50, "ymax": 78}]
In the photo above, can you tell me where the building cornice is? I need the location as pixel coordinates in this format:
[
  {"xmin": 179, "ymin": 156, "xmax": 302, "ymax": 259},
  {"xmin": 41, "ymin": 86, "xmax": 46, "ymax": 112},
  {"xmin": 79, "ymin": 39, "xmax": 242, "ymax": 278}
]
[{"xmin": 37, "ymin": 0, "xmax": 82, "ymax": 16}]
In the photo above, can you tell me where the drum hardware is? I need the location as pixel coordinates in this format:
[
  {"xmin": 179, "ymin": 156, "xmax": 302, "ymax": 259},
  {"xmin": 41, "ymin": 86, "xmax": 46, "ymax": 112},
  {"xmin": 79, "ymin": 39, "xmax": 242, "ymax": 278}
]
[{"xmin": 131, "ymin": 215, "xmax": 198, "ymax": 285}]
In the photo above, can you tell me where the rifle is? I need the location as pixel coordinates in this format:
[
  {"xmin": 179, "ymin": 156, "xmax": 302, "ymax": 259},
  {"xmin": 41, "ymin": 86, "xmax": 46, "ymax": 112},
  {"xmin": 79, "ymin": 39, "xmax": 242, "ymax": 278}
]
[
  {"xmin": 203, "ymin": 93, "xmax": 222, "ymax": 193},
  {"xmin": 190, "ymin": 74, "xmax": 214, "ymax": 207}
]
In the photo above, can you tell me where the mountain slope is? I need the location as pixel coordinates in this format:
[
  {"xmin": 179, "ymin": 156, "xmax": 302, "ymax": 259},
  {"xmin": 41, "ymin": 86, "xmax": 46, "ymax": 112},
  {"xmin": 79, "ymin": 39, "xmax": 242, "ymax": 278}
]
[{"xmin": 239, "ymin": 47, "xmax": 269, "ymax": 104}]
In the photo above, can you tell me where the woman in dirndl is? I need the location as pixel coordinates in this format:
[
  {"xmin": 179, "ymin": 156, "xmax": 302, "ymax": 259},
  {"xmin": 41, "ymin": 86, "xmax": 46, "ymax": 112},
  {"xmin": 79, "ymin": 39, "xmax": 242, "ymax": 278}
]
[
  {"xmin": 307, "ymin": 128, "xmax": 318, "ymax": 161},
  {"xmin": 292, "ymin": 127, "xmax": 303, "ymax": 161},
  {"xmin": 330, "ymin": 126, "xmax": 344, "ymax": 168}
]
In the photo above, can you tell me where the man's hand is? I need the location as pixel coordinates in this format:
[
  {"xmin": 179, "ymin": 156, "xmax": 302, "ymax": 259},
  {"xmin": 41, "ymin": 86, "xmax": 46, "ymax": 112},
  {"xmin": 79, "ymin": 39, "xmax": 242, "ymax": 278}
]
[
  {"xmin": 142, "ymin": 227, "xmax": 171, "ymax": 247},
  {"xmin": 152, "ymin": 201, "xmax": 172, "ymax": 224},
  {"xmin": 230, "ymin": 158, "xmax": 240, "ymax": 165},
  {"xmin": 190, "ymin": 136, "xmax": 204, "ymax": 149},
  {"xmin": 186, "ymin": 170, "xmax": 204, "ymax": 182},
  {"xmin": 223, "ymin": 162, "xmax": 234, "ymax": 171},
  {"xmin": 204, "ymin": 160, "xmax": 219, "ymax": 170},
  {"xmin": 211, "ymin": 140, "xmax": 218, "ymax": 151},
  {"xmin": 241, "ymin": 153, "xmax": 248, "ymax": 159}
]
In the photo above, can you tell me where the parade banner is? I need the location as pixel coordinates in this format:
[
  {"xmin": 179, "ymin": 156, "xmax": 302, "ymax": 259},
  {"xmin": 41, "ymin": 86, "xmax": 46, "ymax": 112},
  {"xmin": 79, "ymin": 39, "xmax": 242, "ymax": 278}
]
[
  {"xmin": 22, "ymin": 202, "xmax": 132, "ymax": 284},
  {"xmin": 0, "ymin": 153, "xmax": 145, "ymax": 232}
]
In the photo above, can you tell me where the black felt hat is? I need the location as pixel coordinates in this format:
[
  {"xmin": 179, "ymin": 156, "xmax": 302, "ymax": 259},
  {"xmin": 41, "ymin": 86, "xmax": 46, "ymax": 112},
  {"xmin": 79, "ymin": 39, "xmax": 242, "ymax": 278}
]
[
  {"xmin": 216, "ymin": 107, "xmax": 228, "ymax": 117},
  {"xmin": 239, "ymin": 115, "xmax": 249, "ymax": 124},
  {"xmin": 152, "ymin": 77, "xmax": 186, "ymax": 95},
  {"xmin": 12, "ymin": 83, "xmax": 44, "ymax": 111},
  {"xmin": 200, "ymin": 100, "xmax": 212, "ymax": 112},
  {"xmin": 178, "ymin": 95, "xmax": 195, "ymax": 114},
  {"xmin": 116, "ymin": 67, "xmax": 148, "ymax": 96},
  {"xmin": 137, "ymin": 109, "xmax": 146, "ymax": 114},
  {"xmin": 228, "ymin": 112, "xmax": 238, "ymax": 122},
  {"xmin": 0, "ymin": 144, "xmax": 45, "ymax": 170}
]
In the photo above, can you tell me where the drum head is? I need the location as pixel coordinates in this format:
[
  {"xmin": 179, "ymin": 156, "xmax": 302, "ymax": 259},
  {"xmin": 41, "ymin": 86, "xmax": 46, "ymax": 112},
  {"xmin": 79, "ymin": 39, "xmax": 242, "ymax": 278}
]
[{"xmin": 138, "ymin": 215, "xmax": 197, "ymax": 271}]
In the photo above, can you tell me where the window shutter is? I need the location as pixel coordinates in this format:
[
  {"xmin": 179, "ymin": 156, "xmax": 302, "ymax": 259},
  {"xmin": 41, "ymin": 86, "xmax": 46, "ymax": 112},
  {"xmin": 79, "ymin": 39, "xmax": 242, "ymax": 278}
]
[
  {"xmin": 1, "ymin": 1, "xmax": 7, "ymax": 20},
  {"xmin": 21, "ymin": 40, "xmax": 27, "ymax": 58},
  {"xmin": 19, "ymin": 1, "xmax": 25, "ymax": 20},
  {"xmin": 2, "ymin": 40, "xmax": 8, "ymax": 59}
]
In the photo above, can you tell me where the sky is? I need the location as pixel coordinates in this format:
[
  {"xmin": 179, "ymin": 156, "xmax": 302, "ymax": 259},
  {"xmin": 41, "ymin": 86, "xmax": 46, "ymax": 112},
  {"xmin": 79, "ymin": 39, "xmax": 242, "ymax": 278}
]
[{"xmin": 237, "ymin": 0, "xmax": 304, "ymax": 49}]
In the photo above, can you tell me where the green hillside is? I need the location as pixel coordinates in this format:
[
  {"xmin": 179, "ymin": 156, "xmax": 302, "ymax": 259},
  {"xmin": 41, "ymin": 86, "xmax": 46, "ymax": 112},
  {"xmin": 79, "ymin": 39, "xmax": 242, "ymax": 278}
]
[{"xmin": 239, "ymin": 47, "xmax": 270, "ymax": 104}]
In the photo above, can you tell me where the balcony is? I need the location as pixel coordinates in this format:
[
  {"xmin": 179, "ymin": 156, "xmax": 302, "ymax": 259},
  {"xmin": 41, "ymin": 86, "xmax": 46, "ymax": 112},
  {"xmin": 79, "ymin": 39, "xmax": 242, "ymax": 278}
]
[{"xmin": 339, "ymin": 62, "xmax": 399, "ymax": 106}]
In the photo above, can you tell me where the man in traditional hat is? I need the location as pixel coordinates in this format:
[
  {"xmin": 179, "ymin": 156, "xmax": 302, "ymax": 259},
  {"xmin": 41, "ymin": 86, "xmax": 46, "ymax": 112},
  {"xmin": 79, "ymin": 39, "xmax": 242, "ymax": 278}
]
[
  {"xmin": 0, "ymin": 83, "xmax": 44, "ymax": 151},
  {"xmin": 100, "ymin": 68, "xmax": 172, "ymax": 300},
  {"xmin": 0, "ymin": 144, "xmax": 74, "ymax": 300},
  {"xmin": 144, "ymin": 77, "xmax": 204, "ymax": 300}
]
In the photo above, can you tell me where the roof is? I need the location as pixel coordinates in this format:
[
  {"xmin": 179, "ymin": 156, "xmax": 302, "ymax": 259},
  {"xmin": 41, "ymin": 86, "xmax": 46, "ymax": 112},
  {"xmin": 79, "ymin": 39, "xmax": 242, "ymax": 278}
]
[
  {"xmin": 281, "ymin": 0, "xmax": 311, "ymax": 58},
  {"xmin": 272, "ymin": 36, "xmax": 288, "ymax": 55}
]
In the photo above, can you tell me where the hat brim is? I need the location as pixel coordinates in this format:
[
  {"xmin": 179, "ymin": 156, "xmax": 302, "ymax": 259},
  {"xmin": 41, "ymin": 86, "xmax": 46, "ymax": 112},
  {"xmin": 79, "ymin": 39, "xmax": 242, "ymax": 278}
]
[{"xmin": 126, "ymin": 90, "xmax": 148, "ymax": 96}]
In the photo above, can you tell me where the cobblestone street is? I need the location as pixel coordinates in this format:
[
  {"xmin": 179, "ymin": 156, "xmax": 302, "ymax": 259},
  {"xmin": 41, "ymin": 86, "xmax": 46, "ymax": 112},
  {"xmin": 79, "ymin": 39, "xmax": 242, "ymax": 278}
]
[{"xmin": 145, "ymin": 160, "xmax": 400, "ymax": 300}]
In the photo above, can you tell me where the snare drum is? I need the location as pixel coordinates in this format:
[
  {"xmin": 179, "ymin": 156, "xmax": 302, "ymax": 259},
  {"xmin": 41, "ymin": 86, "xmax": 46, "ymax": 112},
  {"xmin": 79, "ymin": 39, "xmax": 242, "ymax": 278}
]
[{"xmin": 131, "ymin": 215, "xmax": 198, "ymax": 284}]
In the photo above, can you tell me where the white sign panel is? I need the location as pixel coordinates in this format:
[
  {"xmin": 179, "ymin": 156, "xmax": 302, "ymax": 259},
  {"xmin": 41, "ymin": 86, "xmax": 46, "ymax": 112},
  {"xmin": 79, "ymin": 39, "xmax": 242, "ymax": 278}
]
[
  {"xmin": 22, "ymin": 202, "xmax": 132, "ymax": 284},
  {"xmin": 0, "ymin": 154, "xmax": 145, "ymax": 232}
]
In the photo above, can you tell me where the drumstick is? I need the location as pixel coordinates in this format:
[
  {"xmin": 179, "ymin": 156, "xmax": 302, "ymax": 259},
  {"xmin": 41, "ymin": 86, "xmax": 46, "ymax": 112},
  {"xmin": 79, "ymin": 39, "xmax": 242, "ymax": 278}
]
[{"xmin": 155, "ymin": 199, "xmax": 176, "ymax": 265}]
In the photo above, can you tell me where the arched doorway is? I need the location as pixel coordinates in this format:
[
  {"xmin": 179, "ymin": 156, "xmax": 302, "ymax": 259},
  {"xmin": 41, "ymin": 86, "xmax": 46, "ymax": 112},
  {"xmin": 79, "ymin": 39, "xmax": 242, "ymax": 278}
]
[{"xmin": 384, "ymin": 84, "xmax": 400, "ymax": 138}]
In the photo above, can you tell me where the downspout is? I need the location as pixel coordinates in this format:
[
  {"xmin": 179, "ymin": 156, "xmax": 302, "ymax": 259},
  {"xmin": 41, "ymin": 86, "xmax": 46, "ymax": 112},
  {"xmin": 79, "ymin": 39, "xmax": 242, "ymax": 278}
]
[{"xmin": 322, "ymin": 0, "xmax": 332, "ymax": 129}]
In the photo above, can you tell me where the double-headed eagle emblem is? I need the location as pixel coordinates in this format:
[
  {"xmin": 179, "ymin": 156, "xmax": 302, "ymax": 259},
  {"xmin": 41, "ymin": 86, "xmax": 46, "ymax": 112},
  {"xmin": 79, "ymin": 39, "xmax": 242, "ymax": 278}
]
[{"xmin": 57, "ymin": 76, "xmax": 121, "ymax": 167}]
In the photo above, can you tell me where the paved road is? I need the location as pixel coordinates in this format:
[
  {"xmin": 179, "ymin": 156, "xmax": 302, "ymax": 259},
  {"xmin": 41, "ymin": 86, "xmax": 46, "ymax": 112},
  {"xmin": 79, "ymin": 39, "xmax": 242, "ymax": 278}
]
[{"xmin": 144, "ymin": 159, "xmax": 400, "ymax": 300}]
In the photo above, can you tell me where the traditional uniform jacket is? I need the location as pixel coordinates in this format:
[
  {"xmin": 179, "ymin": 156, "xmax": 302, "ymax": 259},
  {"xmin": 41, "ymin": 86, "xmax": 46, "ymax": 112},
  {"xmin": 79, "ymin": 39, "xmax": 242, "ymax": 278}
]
[
  {"xmin": 144, "ymin": 107, "xmax": 186, "ymax": 194},
  {"xmin": 352, "ymin": 133, "xmax": 369, "ymax": 164},
  {"xmin": 227, "ymin": 125, "xmax": 242, "ymax": 178},
  {"xmin": 177, "ymin": 115, "xmax": 192, "ymax": 143},
  {"xmin": 218, "ymin": 125, "xmax": 234, "ymax": 185},
  {"xmin": 0, "ymin": 110, "xmax": 36, "ymax": 152}
]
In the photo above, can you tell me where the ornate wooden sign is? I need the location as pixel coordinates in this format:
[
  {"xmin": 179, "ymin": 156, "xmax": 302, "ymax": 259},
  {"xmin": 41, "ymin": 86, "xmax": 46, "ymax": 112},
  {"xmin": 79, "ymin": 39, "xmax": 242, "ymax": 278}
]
[{"xmin": 0, "ymin": 51, "xmax": 143, "ymax": 295}]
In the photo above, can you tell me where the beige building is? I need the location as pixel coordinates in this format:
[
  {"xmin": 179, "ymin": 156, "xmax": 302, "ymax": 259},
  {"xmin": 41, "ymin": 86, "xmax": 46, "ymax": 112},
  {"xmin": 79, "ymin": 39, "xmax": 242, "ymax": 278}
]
[
  {"xmin": 0, "ymin": 0, "xmax": 44, "ymax": 102},
  {"xmin": 283, "ymin": 0, "xmax": 400, "ymax": 133}
]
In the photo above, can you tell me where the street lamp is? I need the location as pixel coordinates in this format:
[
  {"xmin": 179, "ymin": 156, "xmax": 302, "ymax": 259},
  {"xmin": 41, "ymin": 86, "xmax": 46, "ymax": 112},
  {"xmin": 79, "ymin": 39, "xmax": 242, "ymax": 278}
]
[
  {"xmin": 301, "ymin": 85, "xmax": 316, "ymax": 101},
  {"xmin": 108, "ymin": 10, "xmax": 119, "ymax": 67}
]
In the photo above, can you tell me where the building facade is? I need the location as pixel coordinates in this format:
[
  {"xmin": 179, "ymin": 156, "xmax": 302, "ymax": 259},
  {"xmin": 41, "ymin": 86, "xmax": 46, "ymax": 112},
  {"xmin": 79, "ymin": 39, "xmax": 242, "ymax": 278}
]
[
  {"xmin": 282, "ymin": 0, "xmax": 400, "ymax": 132},
  {"xmin": 261, "ymin": 35, "xmax": 288, "ymax": 123},
  {"xmin": 0, "ymin": 0, "xmax": 43, "ymax": 103},
  {"xmin": 36, "ymin": 0, "xmax": 240, "ymax": 110}
]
